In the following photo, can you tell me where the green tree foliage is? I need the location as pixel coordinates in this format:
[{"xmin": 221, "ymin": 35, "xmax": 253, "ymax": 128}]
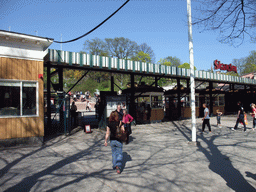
[
  {"xmin": 157, "ymin": 58, "xmax": 172, "ymax": 66},
  {"xmin": 242, "ymin": 51, "xmax": 256, "ymax": 74},
  {"xmin": 178, "ymin": 63, "xmax": 197, "ymax": 70},
  {"xmin": 131, "ymin": 51, "xmax": 151, "ymax": 62},
  {"xmin": 158, "ymin": 56, "xmax": 181, "ymax": 67},
  {"xmin": 226, "ymin": 71, "xmax": 239, "ymax": 76}
]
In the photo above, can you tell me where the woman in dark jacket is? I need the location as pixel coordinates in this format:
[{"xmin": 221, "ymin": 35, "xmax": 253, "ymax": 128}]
[{"xmin": 104, "ymin": 111, "xmax": 125, "ymax": 174}]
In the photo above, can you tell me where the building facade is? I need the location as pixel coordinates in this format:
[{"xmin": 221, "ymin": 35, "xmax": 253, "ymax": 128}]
[{"xmin": 0, "ymin": 30, "xmax": 53, "ymax": 145}]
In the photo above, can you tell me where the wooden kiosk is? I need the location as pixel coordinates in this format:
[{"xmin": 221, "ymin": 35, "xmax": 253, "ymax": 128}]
[
  {"xmin": 123, "ymin": 83, "xmax": 164, "ymax": 124},
  {"xmin": 165, "ymin": 87, "xmax": 225, "ymax": 120},
  {"xmin": 0, "ymin": 30, "xmax": 53, "ymax": 146}
]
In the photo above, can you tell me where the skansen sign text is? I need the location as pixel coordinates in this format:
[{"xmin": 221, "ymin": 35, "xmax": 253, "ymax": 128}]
[{"xmin": 214, "ymin": 60, "xmax": 237, "ymax": 73}]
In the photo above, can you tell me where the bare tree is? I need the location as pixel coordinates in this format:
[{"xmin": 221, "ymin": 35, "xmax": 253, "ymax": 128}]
[
  {"xmin": 232, "ymin": 58, "xmax": 246, "ymax": 75},
  {"xmin": 83, "ymin": 38, "xmax": 109, "ymax": 56},
  {"xmin": 193, "ymin": 0, "xmax": 256, "ymax": 45},
  {"xmin": 105, "ymin": 37, "xmax": 138, "ymax": 59},
  {"xmin": 138, "ymin": 43, "xmax": 156, "ymax": 63}
]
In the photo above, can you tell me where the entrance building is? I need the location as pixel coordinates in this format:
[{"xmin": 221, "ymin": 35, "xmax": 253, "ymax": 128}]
[
  {"xmin": 1, "ymin": 30, "xmax": 256, "ymax": 145},
  {"xmin": 0, "ymin": 30, "xmax": 53, "ymax": 145}
]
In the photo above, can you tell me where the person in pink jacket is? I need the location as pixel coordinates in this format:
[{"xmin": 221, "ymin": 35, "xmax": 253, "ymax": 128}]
[{"xmin": 122, "ymin": 109, "xmax": 133, "ymax": 144}]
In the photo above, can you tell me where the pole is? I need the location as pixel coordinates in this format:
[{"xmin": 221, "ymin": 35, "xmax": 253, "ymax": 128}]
[
  {"xmin": 177, "ymin": 78, "xmax": 181, "ymax": 119},
  {"xmin": 209, "ymin": 82, "xmax": 213, "ymax": 116},
  {"xmin": 47, "ymin": 62, "xmax": 51, "ymax": 135},
  {"xmin": 111, "ymin": 75, "xmax": 114, "ymax": 92},
  {"xmin": 187, "ymin": 0, "xmax": 196, "ymax": 142},
  {"xmin": 130, "ymin": 74, "xmax": 135, "ymax": 120},
  {"xmin": 60, "ymin": 34, "xmax": 62, "ymax": 51}
]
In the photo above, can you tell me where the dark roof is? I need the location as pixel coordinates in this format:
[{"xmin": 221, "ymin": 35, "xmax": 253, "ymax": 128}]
[{"xmin": 122, "ymin": 84, "xmax": 164, "ymax": 94}]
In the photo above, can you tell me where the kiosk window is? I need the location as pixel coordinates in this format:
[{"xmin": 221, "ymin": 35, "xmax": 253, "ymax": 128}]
[
  {"xmin": 22, "ymin": 82, "xmax": 37, "ymax": 115},
  {"xmin": 195, "ymin": 96, "xmax": 199, "ymax": 107},
  {"xmin": 219, "ymin": 96, "xmax": 225, "ymax": 106},
  {"xmin": 213, "ymin": 97, "xmax": 218, "ymax": 106},
  {"xmin": 0, "ymin": 81, "xmax": 38, "ymax": 117},
  {"xmin": 151, "ymin": 96, "xmax": 163, "ymax": 108}
]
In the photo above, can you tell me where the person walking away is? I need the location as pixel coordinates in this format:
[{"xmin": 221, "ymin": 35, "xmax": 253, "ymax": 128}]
[
  {"xmin": 104, "ymin": 111, "xmax": 125, "ymax": 174},
  {"xmin": 122, "ymin": 109, "xmax": 134, "ymax": 144},
  {"xmin": 202, "ymin": 103, "xmax": 211, "ymax": 133},
  {"xmin": 216, "ymin": 109, "xmax": 222, "ymax": 128},
  {"xmin": 232, "ymin": 101, "xmax": 246, "ymax": 132},
  {"xmin": 70, "ymin": 101, "xmax": 77, "ymax": 128},
  {"xmin": 250, "ymin": 103, "xmax": 256, "ymax": 130}
]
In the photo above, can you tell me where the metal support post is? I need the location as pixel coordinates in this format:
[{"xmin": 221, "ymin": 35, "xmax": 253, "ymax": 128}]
[
  {"xmin": 46, "ymin": 62, "xmax": 51, "ymax": 135},
  {"xmin": 187, "ymin": 79, "xmax": 190, "ymax": 89},
  {"xmin": 177, "ymin": 78, "xmax": 181, "ymax": 119},
  {"xmin": 58, "ymin": 68, "xmax": 64, "ymax": 132},
  {"xmin": 209, "ymin": 82, "xmax": 213, "ymax": 116},
  {"xmin": 130, "ymin": 74, "xmax": 135, "ymax": 119},
  {"xmin": 111, "ymin": 75, "xmax": 114, "ymax": 92},
  {"xmin": 58, "ymin": 68, "xmax": 63, "ymax": 91},
  {"xmin": 155, "ymin": 76, "xmax": 158, "ymax": 88}
]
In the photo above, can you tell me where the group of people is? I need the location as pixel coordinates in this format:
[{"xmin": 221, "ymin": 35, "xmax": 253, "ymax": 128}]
[
  {"xmin": 202, "ymin": 101, "xmax": 256, "ymax": 133},
  {"xmin": 231, "ymin": 101, "xmax": 256, "ymax": 132},
  {"xmin": 201, "ymin": 103, "xmax": 222, "ymax": 133},
  {"xmin": 68, "ymin": 91, "xmax": 91, "ymax": 102},
  {"xmin": 104, "ymin": 105, "xmax": 134, "ymax": 174}
]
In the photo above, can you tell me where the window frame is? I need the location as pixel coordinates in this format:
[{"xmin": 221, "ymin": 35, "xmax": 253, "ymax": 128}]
[{"xmin": 0, "ymin": 79, "xmax": 39, "ymax": 118}]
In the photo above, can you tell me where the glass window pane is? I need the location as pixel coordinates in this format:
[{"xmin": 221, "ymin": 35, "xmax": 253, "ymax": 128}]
[
  {"xmin": 0, "ymin": 86, "xmax": 20, "ymax": 116},
  {"xmin": 151, "ymin": 95, "xmax": 163, "ymax": 108},
  {"xmin": 195, "ymin": 96, "xmax": 199, "ymax": 107},
  {"xmin": 219, "ymin": 96, "xmax": 225, "ymax": 106},
  {"xmin": 213, "ymin": 97, "xmax": 218, "ymax": 106},
  {"xmin": 22, "ymin": 85, "xmax": 36, "ymax": 115}
]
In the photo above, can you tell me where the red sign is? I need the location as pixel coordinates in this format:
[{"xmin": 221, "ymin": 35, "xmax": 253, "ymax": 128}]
[{"xmin": 214, "ymin": 60, "xmax": 237, "ymax": 73}]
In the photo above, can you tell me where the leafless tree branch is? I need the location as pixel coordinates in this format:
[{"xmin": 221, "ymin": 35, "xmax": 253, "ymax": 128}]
[{"xmin": 193, "ymin": 0, "xmax": 256, "ymax": 45}]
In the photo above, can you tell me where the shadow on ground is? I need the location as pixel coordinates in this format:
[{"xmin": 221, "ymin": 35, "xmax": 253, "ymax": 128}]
[{"xmin": 172, "ymin": 121, "xmax": 256, "ymax": 192}]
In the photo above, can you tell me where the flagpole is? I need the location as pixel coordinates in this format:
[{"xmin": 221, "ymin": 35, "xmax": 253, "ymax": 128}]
[{"xmin": 187, "ymin": 0, "xmax": 197, "ymax": 143}]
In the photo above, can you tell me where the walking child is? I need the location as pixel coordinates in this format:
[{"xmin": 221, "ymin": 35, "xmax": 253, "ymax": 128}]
[{"xmin": 216, "ymin": 109, "xmax": 222, "ymax": 128}]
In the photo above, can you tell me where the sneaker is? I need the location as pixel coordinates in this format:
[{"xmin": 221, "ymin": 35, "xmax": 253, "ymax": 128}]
[
  {"xmin": 116, "ymin": 166, "xmax": 121, "ymax": 174},
  {"xmin": 244, "ymin": 130, "xmax": 247, "ymax": 132},
  {"xmin": 231, "ymin": 128, "xmax": 235, "ymax": 131}
]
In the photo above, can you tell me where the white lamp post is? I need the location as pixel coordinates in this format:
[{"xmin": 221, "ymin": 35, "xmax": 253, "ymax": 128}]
[{"xmin": 187, "ymin": 0, "xmax": 197, "ymax": 143}]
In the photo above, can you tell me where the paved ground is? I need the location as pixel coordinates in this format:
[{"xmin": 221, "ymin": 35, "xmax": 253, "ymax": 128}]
[{"xmin": 1, "ymin": 115, "xmax": 256, "ymax": 192}]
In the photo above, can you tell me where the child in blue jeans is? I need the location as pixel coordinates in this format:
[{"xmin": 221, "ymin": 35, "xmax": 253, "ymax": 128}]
[{"xmin": 216, "ymin": 109, "xmax": 222, "ymax": 128}]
